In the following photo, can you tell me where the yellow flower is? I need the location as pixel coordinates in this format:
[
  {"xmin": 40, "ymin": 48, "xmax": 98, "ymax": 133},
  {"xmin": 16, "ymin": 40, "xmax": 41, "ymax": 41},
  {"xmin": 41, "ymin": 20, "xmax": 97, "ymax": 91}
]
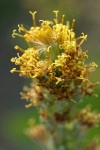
[
  {"xmin": 11, "ymin": 10, "xmax": 98, "ymax": 101},
  {"xmin": 11, "ymin": 11, "xmax": 87, "ymax": 76}
]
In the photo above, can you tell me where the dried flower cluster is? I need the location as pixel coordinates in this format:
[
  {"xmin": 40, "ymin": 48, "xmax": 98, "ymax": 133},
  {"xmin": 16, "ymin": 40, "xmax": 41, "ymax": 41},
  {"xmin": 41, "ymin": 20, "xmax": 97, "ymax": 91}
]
[
  {"xmin": 11, "ymin": 11, "xmax": 100, "ymax": 150},
  {"xmin": 20, "ymin": 80, "xmax": 43, "ymax": 107},
  {"xmin": 76, "ymin": 105, "xmax": 100, "ymax": 128},
  {"xmin": 26, "ymin": 124, "xmax": 47, "ymax": 142}
]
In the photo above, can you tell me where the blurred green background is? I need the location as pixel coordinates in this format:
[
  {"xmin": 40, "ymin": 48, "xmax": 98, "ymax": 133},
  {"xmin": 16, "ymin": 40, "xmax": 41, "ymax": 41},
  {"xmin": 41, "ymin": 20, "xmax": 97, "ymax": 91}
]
[{"xmin": 0, "ymin": 0, "xmax": 100, "ymax": 149}]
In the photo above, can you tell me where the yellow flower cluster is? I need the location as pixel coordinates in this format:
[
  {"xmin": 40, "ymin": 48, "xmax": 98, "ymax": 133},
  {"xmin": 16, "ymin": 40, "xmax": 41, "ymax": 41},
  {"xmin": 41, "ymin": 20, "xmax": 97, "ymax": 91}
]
[{"xmin": 11, "ymin": 10, "xmax": 98, "ymax": 102}]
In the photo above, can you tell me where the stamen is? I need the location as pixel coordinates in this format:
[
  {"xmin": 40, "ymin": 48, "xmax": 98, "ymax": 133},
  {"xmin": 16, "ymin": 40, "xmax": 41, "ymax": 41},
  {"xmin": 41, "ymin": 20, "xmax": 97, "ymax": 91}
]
[
  {"xmin": 12, "ymin": 29, "xmax": 24, "ymax": 38},
  {"xmin": 76, "ymin": 37, "xmax": 82, "ymax": 41},
  {"xmin": 18, "ymin": 24, "xmax": 29, "ymax": 33},
  {"xmin": 71, "ymin": 19, "xmax": 75, "ymax": 29},
  {"xmin": 14, "ymin": 45, "xmax": 25, "ymax": 53},
  {"xmin": 70, "ymin": 99, "xmax": 77, "ymax": 103},
  {"xmin": 91, "ymin": 62, "xmax": 98, "ymax": 67},
  {"xmin": 10, "ymin": 68, "xmax": 20, "ymax": 73},
  {"xmin": 62, "ymin": 15, "xmax": 65, "ymax": 24},
  {"xmin": 29, "ymin": 11, "xmax": 37, "ymax": 27},
  {"xmin": 53, "ymin": 10, "xmax": 59, "ymax": 24},
  {"xmin": 79, "ymin": 34, "xmax": 87, "ymax": 46},
  {"xmin": 25, "ymin": 103, "xmax": 33, "ymax": 108},
  {"xmin": 47, "ymin": 46, "xmax": 51, "ymax": 62},
  {"xmin": 66, "ymin": 21, "xmax": 70, "ymax": 28},
  {"xmin": 39, "ymin": 20, "xmax": 47, "ymax": 26},
  {"xmin": 39, "ymin": 20, "xmax": 53, "ymax": 26}
]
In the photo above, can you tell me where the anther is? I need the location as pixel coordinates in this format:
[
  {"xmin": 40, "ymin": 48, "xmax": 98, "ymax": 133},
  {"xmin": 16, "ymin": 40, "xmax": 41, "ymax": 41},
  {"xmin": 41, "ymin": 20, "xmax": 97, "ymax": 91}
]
[
  {"xmin": 62, "ymin": 15, "xmax": 65, "ymax": 24},
  {"xmin": 71, "ymin": 19, "xmax": 75, "ymax": 29},
  {"xmin": 14, "ymin": 45, "xmax": 25, "ymax": 53},
  {"xmin": 10, "ymin": 68, "xmax": 20, "ymax": 73}
]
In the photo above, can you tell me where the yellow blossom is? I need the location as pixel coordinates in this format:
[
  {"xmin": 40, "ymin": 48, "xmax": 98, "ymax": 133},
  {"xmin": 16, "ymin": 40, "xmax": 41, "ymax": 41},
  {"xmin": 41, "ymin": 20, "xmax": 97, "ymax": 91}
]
[{"xmin": 11, "ymin": 10, "xmax": 98, "ymax": 102}]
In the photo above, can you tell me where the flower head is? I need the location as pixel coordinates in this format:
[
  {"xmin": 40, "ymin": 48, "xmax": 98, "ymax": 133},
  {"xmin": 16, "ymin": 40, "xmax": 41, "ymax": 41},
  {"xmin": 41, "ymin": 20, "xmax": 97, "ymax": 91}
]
[{"xmin": 11, "ymin": 11, "xmax": 98, "ymax": 102}]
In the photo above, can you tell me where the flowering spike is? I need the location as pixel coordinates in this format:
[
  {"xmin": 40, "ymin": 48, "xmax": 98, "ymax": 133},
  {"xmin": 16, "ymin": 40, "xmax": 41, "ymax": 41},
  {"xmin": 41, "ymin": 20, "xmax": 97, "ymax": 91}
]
[
  {"xmin": 29, "ymin": 11, "xmax": 37, "ymax": 27},
  {"xmin": 11, "ymin": 11, "xmax": 99, "ymax": 150}
]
